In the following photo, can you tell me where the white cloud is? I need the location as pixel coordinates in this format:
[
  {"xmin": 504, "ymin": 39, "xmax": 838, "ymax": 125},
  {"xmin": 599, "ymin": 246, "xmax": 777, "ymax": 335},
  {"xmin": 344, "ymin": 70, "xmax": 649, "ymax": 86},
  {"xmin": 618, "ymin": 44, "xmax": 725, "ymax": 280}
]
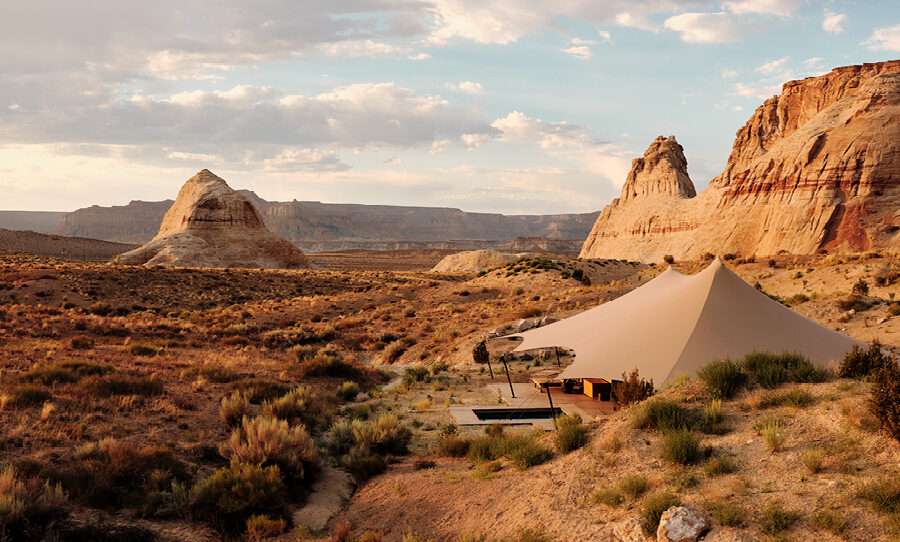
[
  {"xmin": 444, "ymin": 81, "xmax": 484, "ymax": 94},
  {"xmin": 664, "ymin": 12, "xmax": 741, "ymax": 43},
  {"xmin": 561, "ymin": 45, "xmax": 593, "ymax": 59},
  {"xmin": 319, "ymin": 40, "xmax": 417, "ymax": 59},
  {"xmin": 597, "ymin": 30, "xmax": 612, "ymax": 43},
  {"xmin": 461, "ymin": 133, "xmax": 493, "ymax": 149},
  {"xmin": 722, "ymin": 0, "xmax": 801, "ymax": 16},
  {"xmin": 802, "ymin": 57, "xmax": 824, "ymax": 67},
  {"xmin": 864, "ymin": 23, "xmax": 900, "ymax": 52},
  {"xmin": 732, "ymin": 81, "xmax": 781, "ymax": 99},
  {"xmin": 490, "ymin": 111, "xmax": 594, "ymax": 149},
  {"xmin": 408, "ymin": 53, "xmax": 432, "ymax": 60},
  {"xmin": 733, "ymin": 105, "xmax": 743, "ymax": 111},
  {"xmin": 756, "ymin": 56, "xmax": 789, "ymax": 74},
  {"xmin": 822, "ymin": 12, "xmax": 845, "ymax": 34},
  {"xmin": 615, "ymin": 12, "xmax": 660, "ymax": 32},
  {"xmin": 721, "ymin": 68, "xmax": 739, "ymax": 79},
  {"xmin": 429, "ymin": 139, "xmax": 451, "ymax": 154}
]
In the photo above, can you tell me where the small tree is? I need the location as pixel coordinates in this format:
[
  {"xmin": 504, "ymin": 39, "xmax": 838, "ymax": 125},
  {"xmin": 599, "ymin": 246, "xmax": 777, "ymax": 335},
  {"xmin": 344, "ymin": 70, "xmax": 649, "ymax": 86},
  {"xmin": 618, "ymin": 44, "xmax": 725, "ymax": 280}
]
[
  {"xmin": 663, "ymin": 255, "xmax": 675, "ymax": 264},
  {"xmin": 852, "ymin": 278, "xmax": 870, "ymax": 297},
  {"xmin": 840, "ymin": 339, "xmax": 887, "ymax": 378},
  {"xmin": 612, "ymin": 368, "xmax": 654, "ymax": 407},
  {"xmin": 870, "ymin": 354, "xmax": 900, "ymax": 441},
  {"xmin": 472, "ymin": 341, "xmax": 489, "ymax": 364}
]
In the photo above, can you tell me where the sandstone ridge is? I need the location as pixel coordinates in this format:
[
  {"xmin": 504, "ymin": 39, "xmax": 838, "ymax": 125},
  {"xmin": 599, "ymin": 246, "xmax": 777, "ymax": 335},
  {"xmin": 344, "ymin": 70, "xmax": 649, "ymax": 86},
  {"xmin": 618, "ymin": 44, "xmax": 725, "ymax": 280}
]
[
  {"xmin": 580, "ymin": 60, "xmax": 900, "ymax": 262},
  {"xmin": 431, "ymin": 250, "xmax": 529, "ymax": 273},
  {"xmin": 117, "ymin": 170, "xmax": 309, "ymax": 269}
]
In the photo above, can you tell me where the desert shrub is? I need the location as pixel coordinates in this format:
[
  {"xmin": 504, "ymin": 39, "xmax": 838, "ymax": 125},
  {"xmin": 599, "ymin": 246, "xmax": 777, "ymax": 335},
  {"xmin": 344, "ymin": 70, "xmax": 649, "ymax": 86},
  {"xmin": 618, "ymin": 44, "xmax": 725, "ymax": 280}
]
[
  {"xmin": 869, "ymin": 356, "xmax": 900, "ymax": 441},
  {"xmin": 182, "ymin": 365, "xmax": 241, "ymax": 383},
  {"xmin": 708, "ymin": 501, "xmax": 744, "ymax": 527},
  {"xmin": 742, "ymin": 352, "xmax": 828, "ymax": 388},
  {"xmin": 801, "ymin": 447, "xmax": 826, "ymax": 474},
  {"xmin": 352, "ymin": 413, "xmax": 412, "ymax": 456},
  {"xmin": 129, "ymin": 344, "xmax": 158, "ymax": 357},
  {"xmin": 704, "ymin": 454, "xmax": 738, "ymax": 477},
  {"xmin": 440, "ymin": 436, "xmax": 471, "ymax": 458},
  {"xmin": 663, "ymin": 255, "xmax": 675, "ymax": 264},
  {"xmin": 555, "ymin": 414, "xmax": 588, "ymax": 453},
  {"xmin": 813, "ymin": 508, "xmax": 848, "ymax": 535},
  {"xmin": 70, "ymin": 335, "xmax": 95, "ymax": 349},
  {"xmin": 261, "ymin": 386, "xmax": 333, "ymax": 431},
  {"xmin": 760, "ymin": 418, "xmax": 786, "ymax": 452},
  {"xmin": 660, "ymin": 429, "xmax": 703, "ymax": 465},
  {"xmin": 592, "ymin": 487, "xmax": 624, "ymax": 507},
  {"xmin": 191, "ymin": 461, "xmax": 287, "ymax": 534},
  {"xmin": 759, "ymin": 500, "xmax": 799, "ymax": 535},
  {"xmin": 0, "ymin": 466, "xmax": 68, "ymax": 540},
  {"xmin": 19, "ymin": 362, "xmax": 111, "ymax": 385},
  {"xmin": 618, "ymin": 473, "xmax": 648, "ymax": 499},
  {"xmin": 221, "ymin": 416, "xmax": 319, "ymax": 482},
  {"xmin": 245, "ymin": 514, "xmax": 286, "ymax": 540},
  {"xmin": 3, "ymin": 385, "xmax": 51, "ymax": 407},
  {"xmin": 295, "ymin": 352, "xmax": 363, "ymax": 381},
  {"xmin": 80, "ymin": 374, "xmax": 163, "ymax": 397},
  {"xmin": 336, "ymin": 381, "xmax": 360, "ymax": 401},
  {"xmin": 229, "ymin": 378, "xmax": 290, "ymax": 404},
  {"xmin": 612, "ymin": 368, "xmax": 654, "ymax": 407},
  {"xmin": 404, "ymin": 365, "xmax": 430, "ymax": 383},
  {"xmin": 509, "ymin": 442, "xmax": 552, "ymax": 470},
  {"xmin": 698, "ymin": 359, "xmax": 746, "ymax": 399},
  {"xmin": 343, "ymin": 449, "xmax": 386, "ymax": 481},
  {"xmin": 384, "ymin": 340, "xmax": 407, "ymax": 363},
  {"xmin": 857, "ymin": 476, "xmax": 900, "ymax": 514},
  {"xmin": 466, "ymin": 437, "xmax": 497, "ymax": 463},
  {"xmin": 472, "ymin": 341, "xmax": 490, "ymax": 365},
  {"xmin": 472, "ymin": 460, "xmax": 503, "ymax": 479},
  {"xmin": 852, "ymin": 278, "xmax": 870, "ymax": 296},
  {"xmin": 326, "ymin": 421, "xmax": 357, "ymax": 457},
  {"xmin": 698, "ymin": 399, "xmax": 729, "ymax": 434},
  {"xmin": 640, "ymin": 492, "xmax": 681, "ymax": 535},
  {"xmin": 634, "ymin": 398, "xmax": 690, "ymax": 432},
  {"xmin": 840, "ymin": 340, "xmax": 888, "ymax": 378},
  {"xmin": 220, "ymin": 391, "xmax": 252, "ymax": 426}
]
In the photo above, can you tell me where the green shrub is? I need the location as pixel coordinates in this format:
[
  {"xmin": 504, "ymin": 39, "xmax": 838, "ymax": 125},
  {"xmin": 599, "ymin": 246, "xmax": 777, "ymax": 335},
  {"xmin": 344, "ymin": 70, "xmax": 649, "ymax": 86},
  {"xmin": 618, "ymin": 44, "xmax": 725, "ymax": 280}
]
[
  {"xmin": 326, "ymin": 420, "xmax": 357, "ymax": 456},
  {"xmin": 79, "ymin": 374, "xmax": 163, "ymax": 397},
  {"xmin": 782, "ymin": 388, "xmax": 814, "ymax": 408},
  {"xmin": 466, "ymin": 437, "xmax": 497, "ymax": 463},
  {"xmin": 294, "ymin": 352, "xmax": 363, "ymax": 381},
  {"xmin": 472, "ymin": 460, "xmax": 502, "ymax": 479},
  {"xmin": 813, "ymin": 508, "xmax": 847, "ymax": 535},
  {"xmin": 857, "ymin": 476, "xmax": 900, "ymax": 514},
  {"xmin": 222, "ymin": 416, "xmax": 320, "ymax": 482},
  {"xmin": 220, "ymin": 391, "xmax": 251, "ymax": 426},
  {"xmin": 440, "ymin": 436, "xmax": 471, "ymax": 458},
  {"xmin": 592, "ymin": 488, "xmax": 624, "ymax": 507},
  {"xmin": 708, "ymin": 501, "xmax": 744, "ymax": 527},
  {"xmin": 352, "ymin": 413, "xmax": 412, "ymax": 456},
  {"xmin": 191, "ymin": 461, "xmax": 287, "ymax": 534},
  {"xmin": 343, "ymin": 450, "xmax": 386, "ymax": 481},
  {"xmin": 182, "ymin": 364, "xmax": 241, "ymax": 383},
  {"xmin": 510, "ymin": 443, "xmax": 552, "ymax": 470},
  {"xmin": 129, "ymin": 344, "xmax": 158, "ymax": 357},
  {"xmin": 70, "ymin": 335, "xmax": 95, "ymax": 349},
  {"xmin": 852, "ymin": 278, "xmax": 870, "ymax": 296},
  {"xmin": 245, "ymin": 514, "xmax": 287, "ymax": 539},
  {"xmin": 869, "ymin": 356, "xmax": 900, "ymax": 441},
  {"xmin": 555, "ymin": 414, "xmax": 588, "ymax": 453},
  {"xmin": 699, "ymin": 399, "xmax": 729, "ymax": 434},
  {"xmin": 759, "ymin": 500, "xmax": 799, "ymax": 535},
  {"xmin": 261, "ymin": 386, "xmax": 333, "ymax": 432},
  {"xmin": 698, "ymin": 359, "xmax": 746, "ymax": 399},
  {"xmin": 760, "ymin": 418, "xmax": 786, "ymax": 452},
  {"xmin": 840, "ymin": 340, "xmax": 888, "ymax": 378},
  {"xmin": 229, "ymin": 378, "xmax": 290, "ymax": 404},
  {"xmin": 634, "ymin": 398, "xmax": 691, "ymax": 432},
  {"xmin": 660, "ymin": 429, "xmax": 703, "ymax": 465},
  {"xmin": 336, "ymin": 381, "xmax": 360, "ymax": 401},
  {"xmin": 640, "ymin": 492, "xmax": 681, "ymax": 535},
  {"xmin": 18, "ymin": 361, "xmax": 111, "ymax": 384},
  {"xmin": 618, "ymin": 473, "xmax": 648, "ymax": 499},
  {"xmin": 742, "ymin": 352, "xmax": 828, "ymax": 388},
  {"xmin": 612, "ymin": 368, "xmax": 654, "ymax": 407},
  {"xmin": 0, "ymin": 466, "xmax": 68, "ymax": 540},
  {"xmin": 704, "ymin": 454, "xmax": 738, "ymax": 477},
  {"xmin": 3, "ymin": 385, "xmax": 51, "ymax": 407},
  {"xmin": 801, "ymin": 447, "xmax": 826, "ymax": 473}
]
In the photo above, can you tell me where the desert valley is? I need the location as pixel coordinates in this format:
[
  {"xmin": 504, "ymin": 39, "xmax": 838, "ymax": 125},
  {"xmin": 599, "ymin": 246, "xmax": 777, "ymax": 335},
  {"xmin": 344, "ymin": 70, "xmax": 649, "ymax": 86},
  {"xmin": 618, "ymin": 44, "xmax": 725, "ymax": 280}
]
[{"xmin": 2, "ymin": 3, "xmax": 900, "ymax": 541}]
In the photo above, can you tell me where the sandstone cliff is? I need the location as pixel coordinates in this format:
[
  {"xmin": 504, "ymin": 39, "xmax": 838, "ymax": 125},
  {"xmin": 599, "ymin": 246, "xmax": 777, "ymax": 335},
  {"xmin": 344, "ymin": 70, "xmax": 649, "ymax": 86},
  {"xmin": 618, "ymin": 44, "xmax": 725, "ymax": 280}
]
[
  {"xmin": 431, "ymin": 250, "xmax": 527, "ymax": 273},
  {"xmin": 117, "ymin": 170, "xmax": 309, "ymax": 269},
  {"xmin": 580, "ymin": 60, "xmax": 900, "ymax": 262}
]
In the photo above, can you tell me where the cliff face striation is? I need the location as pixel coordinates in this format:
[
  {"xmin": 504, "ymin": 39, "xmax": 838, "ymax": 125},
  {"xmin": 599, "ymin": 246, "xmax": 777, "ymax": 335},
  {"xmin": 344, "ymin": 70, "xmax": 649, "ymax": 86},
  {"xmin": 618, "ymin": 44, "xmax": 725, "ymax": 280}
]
[
  {"xmin": 580, "ymin": 60, "xmax": 900, "ymax": 262},
  {"xmin": 117, "ymin": 170, "xmax": 309, "ymax": 269}
]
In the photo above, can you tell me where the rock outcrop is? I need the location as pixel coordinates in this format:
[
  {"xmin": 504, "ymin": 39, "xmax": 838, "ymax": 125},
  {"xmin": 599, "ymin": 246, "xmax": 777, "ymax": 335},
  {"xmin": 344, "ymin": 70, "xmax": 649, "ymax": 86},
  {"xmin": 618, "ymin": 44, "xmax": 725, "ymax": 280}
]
[
  {"xmin": 117, "ymin": 170, "xmax": 309, "ymax": 269},
  {"xmin": 581, "ymin": 60, "xmax": 900, "ymax": 262},
  {"xmin": 431, "ymin": 250, "xmax": 527, "ymax": 273}
]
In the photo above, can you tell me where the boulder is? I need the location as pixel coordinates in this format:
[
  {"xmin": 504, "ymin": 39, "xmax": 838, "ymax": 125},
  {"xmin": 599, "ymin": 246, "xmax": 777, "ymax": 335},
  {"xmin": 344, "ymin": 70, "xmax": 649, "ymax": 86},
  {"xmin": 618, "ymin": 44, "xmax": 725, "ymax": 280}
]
[
  {"xmin": 656, "ymin": 506, "xmax": 709, "ymax": 542},
  {"xmin": 613, "ymin": 518, "xmax": 646, "ymax": 542}
]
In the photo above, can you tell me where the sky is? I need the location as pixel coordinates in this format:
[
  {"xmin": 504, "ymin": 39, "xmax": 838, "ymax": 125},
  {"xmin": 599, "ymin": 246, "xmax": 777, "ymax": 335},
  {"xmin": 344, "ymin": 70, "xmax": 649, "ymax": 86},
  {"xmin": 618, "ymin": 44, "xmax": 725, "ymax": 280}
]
[{"xmin": 0, "ymin": 1, "xmax": 898, "ymax": 214}]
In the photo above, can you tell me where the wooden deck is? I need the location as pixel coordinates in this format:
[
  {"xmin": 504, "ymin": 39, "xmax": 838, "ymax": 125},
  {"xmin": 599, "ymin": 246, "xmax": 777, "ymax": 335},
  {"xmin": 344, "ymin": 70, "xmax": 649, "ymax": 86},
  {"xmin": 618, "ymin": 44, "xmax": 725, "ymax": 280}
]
[{"xmin": 486, "ymin": 382, "xmax": 616, "ymax": 419}]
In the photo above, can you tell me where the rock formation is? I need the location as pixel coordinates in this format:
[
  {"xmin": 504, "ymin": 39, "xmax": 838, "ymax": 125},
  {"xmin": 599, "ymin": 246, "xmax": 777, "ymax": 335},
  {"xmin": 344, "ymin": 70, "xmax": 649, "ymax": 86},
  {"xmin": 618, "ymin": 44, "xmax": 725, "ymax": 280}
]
[
  {"xmin": 431, "ymin": 250, "xmax": 527, "ymax": 273},
  {"xmin": 580, "ymin": 60, "xmax": 900, "ymax": 262},
  {"xmin": 117, "ymin": 170, "xmax": 309, "ymax": 269}
]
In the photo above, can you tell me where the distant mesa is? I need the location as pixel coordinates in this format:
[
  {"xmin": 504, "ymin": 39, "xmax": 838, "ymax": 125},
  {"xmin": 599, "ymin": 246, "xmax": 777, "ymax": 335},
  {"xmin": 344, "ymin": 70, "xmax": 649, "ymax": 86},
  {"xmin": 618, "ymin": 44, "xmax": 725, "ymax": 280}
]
[
  {"xmin": 581, "ymin": 60, "xmax": 900, "ymax": 262},
  {"xmin": 431, "ymin": 250, "xmax": 529, "ymax": 273},
  {"xmin": 116, "ymin": 169, "xmax": 310, "ymax": 269}
]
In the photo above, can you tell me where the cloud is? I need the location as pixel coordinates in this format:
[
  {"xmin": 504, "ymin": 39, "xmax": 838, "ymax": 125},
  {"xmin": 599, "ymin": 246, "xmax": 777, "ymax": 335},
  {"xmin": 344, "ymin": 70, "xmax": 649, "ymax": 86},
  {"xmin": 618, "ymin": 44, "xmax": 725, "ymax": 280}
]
[
  {"xmin": 461, "ymin": 133, "xmax": 493, "ymax": 149},
  {"xmin": 615, "ymin": 12, "xmax": 660, "ymax": 32},
  {"xmin": 822, "ymin": 12, "xmax": 845, "ymax": 34},
  {"xmin": 721, "ymin": 68, "xmax": 739, "ymax": 79},
  {"xmin": 561, "ymin": 45, "xmax": 593, "ymax": 59},
  {"xmin": 597, "ymin": 30, "xmax": 612, "ymax": 43},
  {"xmin": 429, "ymin": 139, "xmax": 452, "ymax": 154},
  {"xmin": 864, "ymin": 23, "xmax": 900, "ymax": 52},
  {"xmin": 802, "ymin": 57, "xmax": 824, "ymax": 67},
  {"xmin": 319, "ymin": 40, "xmax": 419, "ymax": 59},
  {"xmin": 722, "ymin": 0, "xmax": 801, "ymax": 16},
  {"xmin": 732, "ymin": 81, "xmax": 781, "ymax": 99},
  {"xmin": 755, "ymin": 56, "xmax": 789, "ymax": 74},
  {"xmin": 663, "ymin": 12, "xmax": 742, "ymax": 43},
  {"xmin": 490, "ymin": 111, "xmax": 595, "ymax": 149},
  {"xmin": 445, "ymin": 81, "xmax": 484, "ymax": 94}
]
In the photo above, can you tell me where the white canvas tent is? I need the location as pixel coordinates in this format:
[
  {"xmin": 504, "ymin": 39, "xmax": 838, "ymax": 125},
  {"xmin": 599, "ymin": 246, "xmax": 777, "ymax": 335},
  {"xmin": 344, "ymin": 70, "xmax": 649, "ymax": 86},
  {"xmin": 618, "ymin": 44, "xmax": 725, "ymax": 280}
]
[{"xmin": 511, "ymin": 258, "xmax": 863, "ymax": 386}]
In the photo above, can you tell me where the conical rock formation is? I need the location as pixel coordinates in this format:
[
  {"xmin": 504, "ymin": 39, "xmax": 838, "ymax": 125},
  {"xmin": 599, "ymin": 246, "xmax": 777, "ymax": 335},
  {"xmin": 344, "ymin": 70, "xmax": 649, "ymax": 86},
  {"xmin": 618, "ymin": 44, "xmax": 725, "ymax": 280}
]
[
  {"xmin": 580, "ymin": 60, "xmax": 900, "ymax": 262},
  {"xmin": 117, "ymin": 170, "xmax": 309, "ymax": 269}
]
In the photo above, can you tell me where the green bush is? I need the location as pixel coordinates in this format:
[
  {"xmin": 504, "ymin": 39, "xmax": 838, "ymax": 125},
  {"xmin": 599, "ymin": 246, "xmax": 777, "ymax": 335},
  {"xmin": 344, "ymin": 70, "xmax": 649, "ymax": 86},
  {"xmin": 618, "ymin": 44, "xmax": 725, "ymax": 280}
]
[
  {"xmin": 222, "ymin": 416, "xmax": 320, "ymax": 482},
  {"xmin": 618, "ymin": 473, "xmax": 648, "ymax": 499},
  {"xmin": 704, "ymin": 454, "xmax": 738, "ymax": 477},
  {"xmin": 3, "ymin": 385, "xmax": 51, "ymax": 407},
  {"xmin": 760, "ymin": 418, "xmax": 786, "ymax": 452},
  {"xmin": 18, "ymin": 361, "xmax": 111, "ymax": 384},
  {"xmin": 352, "ymin": 413, "xmax": 412, "ymax": 456},
  {"xmin": 698, "ymin": 359, "xmax": 746, "ymax": 399},
  {"xmin": 510, "ymin": 443, "xmax": 552, "ymax": 470},
  {"xmin": 742, "ymin": 352, "xmax": 828, "ymax": 388},
  {"xmin": 0, "ymin": 466, "xmax": 68, "ymax": 540},
  {"xmin": 801, "ymin": 447, "xmax": 826, "ymax": 473},
  {"xmin": 261, "ymin": 386, "xmax": 333, "ymax": 432},
  {"xmin": 326, "ymin": 420, "xmax": 357, "ymax": 457},
  {"xmin": 660, "ymin": 429, "xmax": 703, "ymax": 465},
  {"xmin": 841, "ymin": 340, "xmax": 889, "ymax": 379},
  {"xmin": 229, "ymin": 378, "xmax": 290, "ymax": 404},
  {"xmin": 708, "ymin": 501, "xmax": 744, "ymax": 527},
  {"xmin": 129, "ymin": 344, "xmax": 158, "ymax": 357},
  {"xmin": 592, "ymin": 488, "xmax": 624, "ymax": 507},
  {"xmin": 440, "ymin": 436, "xmax": 471, "ymax": 458},
  {"xmin": 612, "ymin": 368, "xmax": 655, "ymax": 407},
  {"xmin": 640, "ymin": 492, "xmax": 681, "ymax": 535},
  {"xmin": 634, "ymin": 398, "xmax": 691, "ymax": 432},
  {"xmin": 869, "ymin": 357, "xmax": 900, "ymax": 441},
  {"xmin": 813, "ymin": 507, "xmax": 848, "ymax": 535},
  {"xmin": 191, "ymin": 461, "xmax": 287, "ymax": 534},
  {"xmin": 555, "ymin": 414, "xmax": 588, "ymax": 453},
  {"xmin": 336, "ymin": 381, "xmax": 360, "ymax": 401},
  {"xmin": 220, "ymin": 391, "xmax": 251, "ymax": 426},
  {"xmin": 343, "ymin": 450, "xmax": 386, "ymax": 481},
  {"xmin": 79, "ymin": 374, "xmax": 163, "ymax": 397},
  {"xmin": 857, "ymin": 476, "xmax": 900, "ymax": 514},
  {"xmin": 759, "ymin": 500, "xmax": 799, "ymax": 535}
]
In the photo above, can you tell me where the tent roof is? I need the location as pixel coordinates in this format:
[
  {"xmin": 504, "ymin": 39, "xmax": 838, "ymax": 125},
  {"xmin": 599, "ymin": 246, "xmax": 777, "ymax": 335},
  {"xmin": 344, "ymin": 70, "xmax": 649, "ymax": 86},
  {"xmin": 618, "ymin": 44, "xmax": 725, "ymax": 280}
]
[{"xmin": 511, "ymin": 258, "xmax": 862, "ymax": 385}]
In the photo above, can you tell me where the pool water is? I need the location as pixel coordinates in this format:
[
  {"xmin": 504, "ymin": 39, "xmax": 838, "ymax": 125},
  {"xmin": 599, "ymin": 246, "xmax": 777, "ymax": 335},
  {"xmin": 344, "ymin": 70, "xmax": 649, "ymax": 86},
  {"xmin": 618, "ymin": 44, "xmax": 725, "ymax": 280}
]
[{"xmin": 472, "ymin": 407, "xmax": 563, "ymax": 421}]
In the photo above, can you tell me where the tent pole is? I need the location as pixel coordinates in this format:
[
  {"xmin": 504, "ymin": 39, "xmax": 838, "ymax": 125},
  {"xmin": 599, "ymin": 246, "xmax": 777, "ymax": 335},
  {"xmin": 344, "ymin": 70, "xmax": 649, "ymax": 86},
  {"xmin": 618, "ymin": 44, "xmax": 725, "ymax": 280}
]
[
  {"xmin": 486, "ymin": 355, "xmax": 494, "ymax": 379},
  {"xmin": 554, "ymin": 347, "xmax": 560, "ymax": 368},
  {"xmin": 545, "ymin": 383, "xmax": 556, "ymax": 420},
  {"xmin": 501, "ymin": 355, "xmax": 515, "ymax": 398}
]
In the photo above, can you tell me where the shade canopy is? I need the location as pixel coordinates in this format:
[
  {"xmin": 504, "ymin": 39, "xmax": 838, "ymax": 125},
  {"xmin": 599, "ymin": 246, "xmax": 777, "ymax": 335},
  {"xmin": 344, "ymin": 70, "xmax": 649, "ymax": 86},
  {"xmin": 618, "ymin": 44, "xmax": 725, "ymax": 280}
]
[{"xmin": 511, "ymin": 258, "xmax": 862, "ymax": 385}]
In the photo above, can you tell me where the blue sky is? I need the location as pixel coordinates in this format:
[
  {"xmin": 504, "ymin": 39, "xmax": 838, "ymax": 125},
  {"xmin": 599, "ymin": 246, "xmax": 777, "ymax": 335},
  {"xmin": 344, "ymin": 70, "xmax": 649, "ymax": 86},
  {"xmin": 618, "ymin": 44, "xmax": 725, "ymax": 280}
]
[{"xmin": 0, "ymin": 0, "xmax": 898, "ymax": 213}]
